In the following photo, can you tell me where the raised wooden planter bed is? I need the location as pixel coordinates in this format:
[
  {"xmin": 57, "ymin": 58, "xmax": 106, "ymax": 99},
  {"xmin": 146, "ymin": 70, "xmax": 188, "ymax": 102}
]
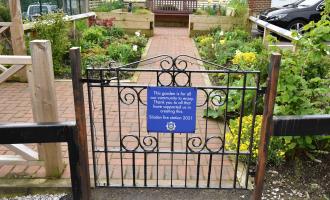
[
  {"xmin": 96, "ymin": 10, "xmax": 154, "ymax": 36},
  {"xmin": 189, "ymin": 14, "xmax": 248, "ymax": 37}
]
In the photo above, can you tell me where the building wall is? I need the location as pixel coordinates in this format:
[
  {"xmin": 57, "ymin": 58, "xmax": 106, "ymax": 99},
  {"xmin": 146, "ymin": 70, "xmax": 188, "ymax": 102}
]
[{"xmin": 249, "ymin": 0, "xmax": 272, "ymax": 14}]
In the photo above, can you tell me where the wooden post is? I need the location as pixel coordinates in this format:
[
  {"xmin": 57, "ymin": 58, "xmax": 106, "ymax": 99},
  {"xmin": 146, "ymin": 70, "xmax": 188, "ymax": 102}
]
[
  {"xmin": 9, "ymin": 0, "xmax": 27, "ymax": 82},
  {"xmin": 69, "ymin": 47, "xmax": 91, "ymax": 200},
  {"xmin": 262, "ymin": 27, "xmax": 270, "ymax": 47},
  {"xmin": 28, "ymin": 40, "xmax": 64, "ymax": 177},
  {"xmin": 253, "ymin": 53, "xmax": 281, "ymax": 200}
]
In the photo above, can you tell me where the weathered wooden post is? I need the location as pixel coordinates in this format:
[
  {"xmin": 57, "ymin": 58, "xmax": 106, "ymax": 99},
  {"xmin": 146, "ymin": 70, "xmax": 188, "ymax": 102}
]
[
  {"xmin": 253, "ymin": 53, "xmax": 281, "ymax": 200},
  {"xmin": 9, "ymin": 0, "xmax": 27, "ymax": 82},
  {"xmin": 70, "ymin": 47, "xmax": 91, "ymax": 200},
  {"xmin": 262, "ymin": 27, "xmax": 270, "ymax": 47},
  {"xmin": 28, "ymin": 40, "xmax": 64, "ymax": 177}
]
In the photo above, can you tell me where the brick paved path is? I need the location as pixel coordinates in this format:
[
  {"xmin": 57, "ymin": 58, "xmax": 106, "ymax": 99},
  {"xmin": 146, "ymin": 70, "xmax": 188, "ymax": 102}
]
[{"xmin": 0, "ymin": 28, "xmax": 242, "ymax": 188}]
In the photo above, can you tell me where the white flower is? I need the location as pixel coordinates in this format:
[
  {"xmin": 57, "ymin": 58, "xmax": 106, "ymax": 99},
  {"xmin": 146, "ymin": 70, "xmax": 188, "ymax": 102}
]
[
  {"xmin": 211, "ymin": 43, "xmax": 215, "ymax": 48},
  {"xmin": 235, "ymin": 49, "xmax": 242, "ymax": 55},
  {"xmin": 326, "ymin": 51, "xmax": 330, "ymax": 55},
  {"xmin": 220, "ymin": 31, "xmax": 224, "ymax": 36},
  {"xmin": 135, "ymin": 31, "xmax": 141, "ymax": 37},
  {"xmin": 132, "ymin": 45, "xmax": 138, "ymax": 52}
]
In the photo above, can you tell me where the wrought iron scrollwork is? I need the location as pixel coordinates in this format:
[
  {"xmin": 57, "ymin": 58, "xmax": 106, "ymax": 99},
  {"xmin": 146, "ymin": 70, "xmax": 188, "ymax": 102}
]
[
  {"xmin": 187, "ymin": 136, "xmax": 224, "ymax": 153},
  {"xmin": 121, "ymin": 135, "xmax": 158, "ymax": 152}
]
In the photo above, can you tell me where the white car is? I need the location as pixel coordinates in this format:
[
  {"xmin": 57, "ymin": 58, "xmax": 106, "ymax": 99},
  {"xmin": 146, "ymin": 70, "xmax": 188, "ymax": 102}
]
[{"xmin": 24, "ymin": 4, "xmax": 58, "ymax": 21}]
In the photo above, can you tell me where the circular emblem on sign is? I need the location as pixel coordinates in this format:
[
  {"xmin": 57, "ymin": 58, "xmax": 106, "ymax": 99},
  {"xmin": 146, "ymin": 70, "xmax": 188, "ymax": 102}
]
[{"xmin": 166, "ymin": 121, "xmax": 176, "ymax": 131}]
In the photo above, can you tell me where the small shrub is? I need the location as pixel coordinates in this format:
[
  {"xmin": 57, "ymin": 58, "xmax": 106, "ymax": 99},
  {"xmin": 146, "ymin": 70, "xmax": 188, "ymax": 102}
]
[
  {"xmin": 226, "ymin": 115, "xmax": 286, "ymax": 165},
  {"xmin": 107, "ymin": 42, "xmax": 139, "ymax": 64},
  {"xmin": 132, "ymin": 7, "xmax": 151, "ymax": 14},
  {"xmin": 228, "ymin": 0, "xmax": 248, "ymax": 17},
  {"xmin": 108, "ymin": 27, "xmax": 125, "ymax": 38},
  {"xmin": 30, "ymin": 13, "xmax": 70, "ymax": 76},
  {"xmin": 92, "ymin": 1, "xmax": 124, "ymax": 12},
  {"xmin": 0, "ymin": 3, "xmax": 10, "ymax": 22},
  {"xmin": 81, "ymin": 26, "xmax": 107, "ymax": 45}
]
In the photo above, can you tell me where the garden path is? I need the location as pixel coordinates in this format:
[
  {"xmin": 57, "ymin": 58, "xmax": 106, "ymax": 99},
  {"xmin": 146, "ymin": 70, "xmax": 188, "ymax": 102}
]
[{"xmin": 0, "ymin": 28, "xmax": 243, "ymax": 188}]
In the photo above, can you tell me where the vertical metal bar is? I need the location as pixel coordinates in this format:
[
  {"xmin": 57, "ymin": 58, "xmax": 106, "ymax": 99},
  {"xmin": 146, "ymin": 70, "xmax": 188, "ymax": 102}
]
[
  {"xmin": 219, "ymin": 73, "xmax": 230, "ymax": 188},
  {"xmin": 185, "ymin": 133, "xmax": 188, "ymax": 187},
  {"xmin": 86, "ymin": 69, "xmax": 98, "ymax": 187},
  {"xmin": 100, "ymin": 70, "xmax": 110, "ymax": 186},
  {"xmin": 157, "ymin": 132, "xmax": 159, "ymax": 187},
  {"xmin": 207, "ymin": 154, "xmax": 213, "ymax": 187},
  {"xmin": 69, "ymin": 47, "xmax": 91, "ymax": 200},
  {"xmin": 138, "ymin": 93, "xmax": 141, "ymax": 138},
  {"xmin": 144, "ymin": 152, "xmax": 148, "ymax": 186},
  {"xmin": 205, "ymin": 92, "xmax": 210, "ymax": 141},
  {"xmin": 233, "ymin": 73, "xmax": 247, "ymax": 188},
  {"xmin": 170, "ymin": 133, "xmax": 174, "ymax": 187},
  {"xmin": 116, "ymin": 69, "xmax": 125, "ymax": 186},
  {"xmin": 253, "ymin": 53, "xmax": 281, "ymax": 200},
  {"xmin": 245, "ymin": 73, "xmax": 260, "ymax": 188},
  {"xmin": 132, "ymin": 152, "xmax": 136, "ymax": 186},
  {"xmin": 196, "ymin": 153, "xmax": 200, "ymax": 188}
]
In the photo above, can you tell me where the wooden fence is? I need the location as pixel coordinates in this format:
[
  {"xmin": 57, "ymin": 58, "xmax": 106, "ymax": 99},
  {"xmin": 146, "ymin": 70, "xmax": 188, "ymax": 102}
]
[
  {"xmin": 0, "ymin": 40, "xmax": 65, "ymax": 177},
  {"xmin": 148, "ymin": 0, "xmax": 197, "ymax": 14}
]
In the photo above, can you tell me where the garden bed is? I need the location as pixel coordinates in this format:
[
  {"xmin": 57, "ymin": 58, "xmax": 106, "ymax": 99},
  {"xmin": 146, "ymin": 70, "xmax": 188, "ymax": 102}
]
[
  {"xmin": 96, "ymin": 10, "xmax": 154, "ymax": 37},
  {"xmin": 189, "ymin": 14, "xmax": 248, "ymax": 37}
]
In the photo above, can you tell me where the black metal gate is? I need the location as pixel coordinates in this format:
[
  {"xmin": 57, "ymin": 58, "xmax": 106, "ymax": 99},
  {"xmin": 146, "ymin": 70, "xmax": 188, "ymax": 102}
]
[{"xmin": 84, "ymin": 55, "xmax": 261, "ymax": 189}]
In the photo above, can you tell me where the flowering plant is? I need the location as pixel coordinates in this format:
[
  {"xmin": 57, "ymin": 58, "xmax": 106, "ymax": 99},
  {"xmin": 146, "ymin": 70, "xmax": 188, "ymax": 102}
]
[
  {"xmin": 231, "ymin": 50, "xmax": 257, "ymax": 67},
  {"xmin": 226, "ymin": 115, "xmax": 286, "ymax": 165}
]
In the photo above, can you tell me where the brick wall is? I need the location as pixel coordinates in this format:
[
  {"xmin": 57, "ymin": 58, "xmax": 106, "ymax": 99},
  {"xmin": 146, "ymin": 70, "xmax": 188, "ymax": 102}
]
[{"xmin": 249, "ymin": 0, "xmax": 272, "ymax": 14}]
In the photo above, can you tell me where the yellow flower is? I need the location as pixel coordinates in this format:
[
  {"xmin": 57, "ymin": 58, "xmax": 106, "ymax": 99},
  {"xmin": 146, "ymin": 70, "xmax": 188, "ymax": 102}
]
[
  {"xmin": 220, "ymin": 39, "xmax": 226, "ymax": 45},
  {"xmin": 232, "ymin": 51, "xmax": 257, "ymax": 66},
  {"xmin": 199, "ymin": 36, "xmax": 213, "ymax": 46}
]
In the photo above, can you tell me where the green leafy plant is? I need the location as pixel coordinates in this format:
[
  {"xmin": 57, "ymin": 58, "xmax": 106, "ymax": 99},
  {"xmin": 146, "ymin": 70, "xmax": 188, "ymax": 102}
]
[
  {"xmin": 195, "ymin": 26, "xmax": 330, "ymax": 163},
  {"xmin": 91, "ymin": 0, "xmax": 124, "ymax": 12},
  {"xmin": 226, "ymin": 115, "xmax": 286, "ymax": 165},
  {"xmin": 81, "ymin": 26, "xmax": 107, "ymax": 45},
  {"xmin": 227, "ymin": 0, "xmax": 248, "ymax": 17},
  {"xmin": 132, "ymin": 7, "xmax": 151, "ymax": 14},
  {"xmin": 79, "ymin": 26, "xmax": 148, "ymax": 77},
  {"xmin": 29, "ymin": 12, "xmax": 71, "ymax": 77},
  {"xmin": 107, "ymin": 42, "xmax": 139, "ymax": 64},
  {"xmin": 0, "ymin": 3, "xmax": 10, "ymax": 22}
]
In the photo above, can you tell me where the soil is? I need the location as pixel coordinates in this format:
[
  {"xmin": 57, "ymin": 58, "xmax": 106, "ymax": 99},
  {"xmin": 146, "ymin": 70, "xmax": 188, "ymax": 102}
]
[{"xmin": 262, "ymin": 153, "xmax": 330, "ymax": 200}]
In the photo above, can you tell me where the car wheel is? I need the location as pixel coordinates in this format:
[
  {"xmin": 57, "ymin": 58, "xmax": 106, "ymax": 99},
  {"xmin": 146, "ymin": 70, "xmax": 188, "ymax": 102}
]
[{"xmin": 288, "ymin": 20, "xmax": 306, "ymax": 34}]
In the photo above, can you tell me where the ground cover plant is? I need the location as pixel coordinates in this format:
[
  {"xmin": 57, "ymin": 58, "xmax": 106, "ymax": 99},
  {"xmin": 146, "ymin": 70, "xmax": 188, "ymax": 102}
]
[
  {"xmin": 195, "ymin": 15, "xmax": 330, "ymax": 166},
  {"xmin": 91, "ymin": 0, "xmax": 124, "ymax": 12},
  {"xmin": 24, "ymin": 13, "xmax": 148, "ymax": 78},
  {"xmin": 194, "ymin": 0, "xmax": 247, "ymax": 17}
]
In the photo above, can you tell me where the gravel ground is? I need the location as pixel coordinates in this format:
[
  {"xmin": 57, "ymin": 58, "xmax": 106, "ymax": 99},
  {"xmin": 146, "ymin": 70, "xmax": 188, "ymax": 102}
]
[
  {"xmin": 262, "ymin": 154, "xmax": 330, "ymax": 200},
  {"xmin": 0, "ymin": 194, "xmax": 69, "ymax": 200},
  {"xmin": 0, "ymin": 189, "xmax": 250, "ymax": 200}
]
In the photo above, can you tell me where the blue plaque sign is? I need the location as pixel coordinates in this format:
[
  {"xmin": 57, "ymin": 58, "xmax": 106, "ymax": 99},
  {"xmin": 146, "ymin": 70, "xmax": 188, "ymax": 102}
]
[{"xmin": 147, "ymin": 87, "xmax": 197, "ymax": 133}]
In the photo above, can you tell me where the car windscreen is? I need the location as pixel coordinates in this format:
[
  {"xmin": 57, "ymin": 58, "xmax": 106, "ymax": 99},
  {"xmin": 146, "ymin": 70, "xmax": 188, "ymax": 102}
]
[
  {"xmin": 297, "ymin": 0, "xmax": 321, "ymax": 7},
  {"xmin": 29, "ymin": 6, "xmax": 49, "ymax": 15},
  {"xmin": 50, "ymin": 5, "xmax": 58, "ymax": 11}
]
